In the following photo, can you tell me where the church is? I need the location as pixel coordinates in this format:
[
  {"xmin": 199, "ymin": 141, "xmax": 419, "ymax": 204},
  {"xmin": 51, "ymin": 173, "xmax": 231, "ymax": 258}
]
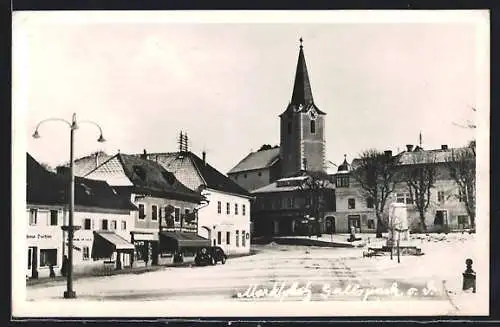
[{"xmin": 228, "ymin": 38, "xmax": 328, "ymax": 190}]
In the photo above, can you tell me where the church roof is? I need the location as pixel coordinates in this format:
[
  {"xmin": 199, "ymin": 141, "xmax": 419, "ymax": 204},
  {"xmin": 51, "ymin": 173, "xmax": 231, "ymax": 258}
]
[
  {"xmin": 227, "ymin": 147, "xmax": 280, "ymax": 174},
  {"xmin": 280, "ymin": 38, "xmax": 326, "ymax": 116}
]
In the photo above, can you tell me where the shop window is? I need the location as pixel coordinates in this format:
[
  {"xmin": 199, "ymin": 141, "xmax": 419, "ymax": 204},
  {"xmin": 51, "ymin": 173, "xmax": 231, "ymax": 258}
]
[
  {"xmin": 102, "ymin": 219, "xmax": 108, "ymax": 231},
  {"xmin": 242, "ymin": 230, "xmax": 246, "ymax": 247},
  {"xmin": 367, "ymin": 220, "xmax": 375, "ymax": 229},
  {"xmin": 121, "ymin": 220, "xmax": 127, "ymax": 230},
  {"xmin": 39, "ymin": 249, "xmax": 57, "ymax": 267},
  {"xmin": 217, "ymin": 231, "xmax": 222, "ymax": 245},
  {"xmin": 50, "ymin": 210, "xmax": 58, "ymax": 226},
  {"xmin": 235, "ymin": 204, "xmax": 239, "ymax": 215},
  {"xmin": 134, "ymin": 241, "xmax": 147, "ymax": 261},
  {"xmin": 226, "ymin": 231, "xmax": 231, "ymax": 245},
  {"xmin": 138, "ymin": 204, "xmax": 145, "ymax": 219},
  {"xmin": 174, "ymin": 207, "xmax": 180, "ymax": 222},
  {"xmin": 217, "ymin": 201, "xmax": 222, "ymax": 214},
  {"xmin": 83, "ymin": 218, "xmax": 91, "ymax": 230},
  {"xmin": 29, "ymin": 209, "xmax": 37, "ymax": 226},
  {"xmin": 82, "ymin": 246, "xmax": 90, "ymax": 261},
  {"xmin": 151, "ymin": 205, "xmax": 158, "ymax": 221},
  {"xmin": 242, "ymin": 204, "xmax": 246, "ymax": 216},
  {"xmin": 348, "ymin": 198, "xmax": 356, "ymax": 209}
]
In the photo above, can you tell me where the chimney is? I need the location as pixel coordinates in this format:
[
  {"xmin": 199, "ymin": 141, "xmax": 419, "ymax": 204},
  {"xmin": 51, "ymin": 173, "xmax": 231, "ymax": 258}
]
[
  {"xmin": 202, "ymin": 151, "xmax": 206, "ymax": 165},
  {"xmin": 406, "ymin": 144, "xmax": 414, "ymax": 152},
  {"xmin": 384, "ymin": 150, "xmax": 392, "ymax": 157},
  {"xmin": 141, "ymin": 149, "xmax": 147, "ymax": 159},
  {"xmin": 441, "ymin": 144, "xmax": 448, "ymax": 150}
]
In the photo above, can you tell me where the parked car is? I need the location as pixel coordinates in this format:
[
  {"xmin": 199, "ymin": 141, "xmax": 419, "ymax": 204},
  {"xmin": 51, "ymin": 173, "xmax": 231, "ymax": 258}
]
[{"xmin": 194, "ymin": 246, "xmax": 227, "ymax": 266}]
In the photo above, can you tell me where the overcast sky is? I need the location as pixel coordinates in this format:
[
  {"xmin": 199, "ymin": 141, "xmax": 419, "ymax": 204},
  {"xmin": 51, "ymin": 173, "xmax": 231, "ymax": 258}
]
[{"xmin": 13, "ymin": 11, "xmax": 488, "ymax": 174}]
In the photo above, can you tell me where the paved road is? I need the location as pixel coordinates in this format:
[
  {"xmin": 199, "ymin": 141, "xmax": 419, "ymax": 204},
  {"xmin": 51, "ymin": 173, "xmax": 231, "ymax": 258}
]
[{"xmin": 27, "ymin": 244, "xmax": 450, "ymax": 304}]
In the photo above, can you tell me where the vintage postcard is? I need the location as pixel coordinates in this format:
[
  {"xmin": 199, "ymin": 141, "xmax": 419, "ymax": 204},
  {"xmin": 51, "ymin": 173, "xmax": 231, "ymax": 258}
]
[{"xmin": 12, "ymin": 10, "xmax": 490, "ymax": 317}]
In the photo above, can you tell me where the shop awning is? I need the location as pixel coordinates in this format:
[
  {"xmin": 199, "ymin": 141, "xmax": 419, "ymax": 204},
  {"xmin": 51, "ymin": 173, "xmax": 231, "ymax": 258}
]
[
  {"xmin": 92, "ymin": 231, "xmax": 135, "ymax": 259},
  {"xmin": 160, "ymin": 231, "xmax": 210, "ymax": 250}
]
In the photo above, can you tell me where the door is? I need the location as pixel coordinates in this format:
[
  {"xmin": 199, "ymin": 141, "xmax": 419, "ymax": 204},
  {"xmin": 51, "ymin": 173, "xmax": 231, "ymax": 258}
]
[
  {"xmin": 348, "ymin": 215, "xmax": 361, "ymax": 233},
  {"xmin": 434, "ymin": 210, "xmax": 448, "ymax": 229},
  {"xmin": 28, "ymin": 246, "xmax": 38, "ymax": 279},
  {"xmin": 325, "ymin": 217, "xmax": 336, "ymax": 234}
]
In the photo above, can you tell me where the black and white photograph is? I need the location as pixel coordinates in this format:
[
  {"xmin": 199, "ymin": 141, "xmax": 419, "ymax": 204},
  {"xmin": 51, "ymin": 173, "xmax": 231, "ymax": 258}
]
[{"xmin": 12, "ymin": 10, "xmax": 489, "ymax": 317}]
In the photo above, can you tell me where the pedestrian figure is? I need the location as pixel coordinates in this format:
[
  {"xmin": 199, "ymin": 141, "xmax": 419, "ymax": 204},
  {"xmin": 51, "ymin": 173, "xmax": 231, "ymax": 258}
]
[
  {"xmin": 49, "ymin": 264, "xmax": 55, "ymax": 278},
  {"xmin": 61, "ymin": 255, "xmax": 68, "ymax": 277}
]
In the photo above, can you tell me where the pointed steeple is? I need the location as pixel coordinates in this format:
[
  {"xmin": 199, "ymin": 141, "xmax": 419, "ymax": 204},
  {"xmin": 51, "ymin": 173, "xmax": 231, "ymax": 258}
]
[{"xmin": 291, "ymin": 37, "xmax": 314, "ymax": 106}]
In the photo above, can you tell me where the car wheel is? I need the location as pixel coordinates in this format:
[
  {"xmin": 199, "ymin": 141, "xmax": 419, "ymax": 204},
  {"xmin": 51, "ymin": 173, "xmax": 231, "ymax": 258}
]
[
  {"xmin": 221, "ymin": 257, "xmax": 226, "ymax": 264},
  {"xmin": 211, "ymin": 257, "xmax": 216, "ymax": 265}
]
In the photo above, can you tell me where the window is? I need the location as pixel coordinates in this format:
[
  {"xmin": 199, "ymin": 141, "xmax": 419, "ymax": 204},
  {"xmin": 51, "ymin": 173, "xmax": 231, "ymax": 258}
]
[
  {"xmin": 226, "ymin": 203, "xmax": 230, "ymax": 215},
  {"xmin": 287, "ymin": 122, "xmax": 292, "ymax": 135},
  {"xmin": 242, "ymin": 230, "xmax": 246, "ymax": 247},
  {"xmin": 217, "ymin": 232, "xmax": 222, "ymax": 245},
  {"xmin": 458, "ymin": 189, "xmax": 466, "ymax": 202},
  {"xmin": 236, "ymin": 230, "xmax": 240, "ymax": 247},
  {"xmin": 437, "ymin": 191, "xmax": 445, "ymax": 203},
  {"xmin": 174, "ymin": 207, "xmax": 180, "ymax": 222},
  {"xmin": 217, "ymin": 201, "xmax": 222, "ymax": 214},
  {"xmin": 244, "ymin": 174, "xmax": 247, "ymax": 178},
  {"xmin": 226, "ymin": 231, "xmax": 231, "ymax": 245},
  {"xmin": 121, "ymin": 220, "xmax": 127, "ymax": 230},
  {"xmin": 39, "ymin": 249, "xmax": 57, "ymax": 267},
  {"xmin": 138, "ymin": 204, "xmax": 145, "ymax": 219},
  {"xmin": 29, "ymin": 209, "xmax": 37, "ymax": 226},
  {"xmin": 84, "ymin": 218, "xmax": 91, "ymax": 230},
  {"xmin": 111, "ymin": 220, "xmax": 117, "ymax": 230},
  {"xmin": 310, "ymin": 120, "xmax": 316, "ymax": 134},
  {"xmin": 367, "ymin": 220, "xmax": 375, "ymax": 229},
  {"xmin": 458, "ymin": 215, "xmax": 470, "ymax": 229},
  {"xmin": 27, "ymin": 248, "xmax": 32, "ymax": 269},
  {"xmin": 336, "ymin": 175, "xmax": 349, "ymax": 188},
  {"xmin": 258, "ymin": 172, "xmax": 262, "ymax": 177},
  {"xmin": 235, "ymin": 204, "xmax": 239, "ymax": 215},
  {"xmin": 102, "ymin": 219, "xmax": 108, "ymax": 230},
  {"xmin": 82, "ymin": 246, "xmax": 90, "ymax": 261},
  {"xmin": 50, "ymin": 210, "xmax": 58, "ymax": 226},
  {"xmin": 396, "ymin": 193, "xmax": 413, "ymax": 204},
  {"xmin": 151, "ymin": 205, "xmax": 158, "ymax": 221},
  {"xmin": 242, "ymin": 204, "xmax": 246, "ymax": 216},
  {"xmin": 287, "ymin": 197, "xmax": 294, "ymax": 208},
  {"xmin": 366, "ymin": 197, "xmax": 374, "ymax": 209},
  {"xmin": 348, "ymin": 198, "xmax": 356, "ymax": 209}
]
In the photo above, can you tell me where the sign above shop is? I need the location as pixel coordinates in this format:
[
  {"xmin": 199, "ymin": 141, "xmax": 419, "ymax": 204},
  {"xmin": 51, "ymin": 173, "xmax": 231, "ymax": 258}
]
[{"xmin": 26, "ymin": 234, "xmax": 52, "ymax": 239}]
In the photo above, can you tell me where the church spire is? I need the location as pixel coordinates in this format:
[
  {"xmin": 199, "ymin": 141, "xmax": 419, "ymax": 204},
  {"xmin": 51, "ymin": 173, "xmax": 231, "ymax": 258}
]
[{"xmin": 291, "ymin": 37, "xmax": 314, "ymax": 106}]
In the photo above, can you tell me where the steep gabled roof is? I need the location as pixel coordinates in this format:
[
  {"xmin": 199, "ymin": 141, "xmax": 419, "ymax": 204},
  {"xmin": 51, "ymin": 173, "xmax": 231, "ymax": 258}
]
[
  {"xmin": 140, "ymin": 152, "xmax": 252, "ymax": 198},
  {"xmin": 59, "ymin": 151, "xmax": 112, "ymax": 177},
  {"xmin": 228, "ymin": 147, "xmax": 280, "ymax": 174}
]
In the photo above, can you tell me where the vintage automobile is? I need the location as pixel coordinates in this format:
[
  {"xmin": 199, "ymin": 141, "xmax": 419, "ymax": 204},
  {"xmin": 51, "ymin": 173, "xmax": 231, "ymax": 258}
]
[{"xmin": 194, "ymin": 246, "xmax": 227, "ymax": 266}]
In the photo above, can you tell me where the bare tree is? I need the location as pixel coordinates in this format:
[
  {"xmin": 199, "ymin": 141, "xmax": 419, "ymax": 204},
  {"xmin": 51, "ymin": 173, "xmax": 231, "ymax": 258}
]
[
  {"xmin": 403, "ymin": 152, "xmax": 437, "ymax": 232},
  {"xmin": 350, "ymin": 149, "xmax": 399, "ymax": 238},
  {"xmin": 446, "ymin": 141, "xmax": 476, "ymax": 229},
  {"xmin": 297, "ymin": 171, "xmax": 333, "ymax": 236}
]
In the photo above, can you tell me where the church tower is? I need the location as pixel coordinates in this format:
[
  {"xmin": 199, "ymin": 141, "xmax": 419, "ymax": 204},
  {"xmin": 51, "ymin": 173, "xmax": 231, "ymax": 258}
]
[{"xmin": 279, "ymin": 38, "xmax": 326, "ymax": 178}]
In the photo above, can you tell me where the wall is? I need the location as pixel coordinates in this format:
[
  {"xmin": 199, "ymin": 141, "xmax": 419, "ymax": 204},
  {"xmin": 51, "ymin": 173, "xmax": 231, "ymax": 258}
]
[
  {"xmin": 300, "ymin": 113, "xmax": 325, "ymax": 172},
  {"xmin": 280, "ymin": 112, "xmax": 302, "ymax": 178},
  {"xmin": 197, "ymin": 189, "xmax": 251, "ymax": 255},
  {"xmin": 229, "ymin": 168, "xmax": 272, "ymax": 192}
]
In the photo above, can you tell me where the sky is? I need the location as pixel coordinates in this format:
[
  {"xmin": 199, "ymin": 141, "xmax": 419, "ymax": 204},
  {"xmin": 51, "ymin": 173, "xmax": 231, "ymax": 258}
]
[{"xmin": 13, "ymin": 11, "xmax": 488, "ymax": 174}]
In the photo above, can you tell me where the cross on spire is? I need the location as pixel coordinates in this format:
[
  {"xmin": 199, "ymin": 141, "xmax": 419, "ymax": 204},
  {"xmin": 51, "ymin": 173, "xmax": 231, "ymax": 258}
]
[{"xmin": 299, "ymin": 37, "xmax": 303, "ymax": 48}]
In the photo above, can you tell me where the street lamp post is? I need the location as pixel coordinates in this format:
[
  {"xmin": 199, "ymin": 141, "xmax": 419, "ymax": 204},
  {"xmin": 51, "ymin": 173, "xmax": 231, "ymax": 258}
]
[{"xmin": 33, "ymin": 113, "xmax": 105, "ymax": 299}]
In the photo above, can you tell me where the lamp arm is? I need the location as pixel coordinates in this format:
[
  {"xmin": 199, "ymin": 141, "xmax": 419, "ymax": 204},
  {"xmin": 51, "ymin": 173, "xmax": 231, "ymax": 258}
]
[
  {"xmin": 78, "ymin": 120, "xmax": 105, "ymax": 135},
  {"xmin": 34, "ymin": 118, "xmax": 72, "ymax": 130}
]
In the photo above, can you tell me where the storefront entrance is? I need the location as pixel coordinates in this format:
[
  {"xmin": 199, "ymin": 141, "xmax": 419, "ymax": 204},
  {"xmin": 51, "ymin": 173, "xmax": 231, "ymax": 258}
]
[
  {"xmin": 28, "ymin": 246, "xmax": 38, "ymax": 279},
  {"xmin": 348, "ymin": 215, "xmax": 361, "ymax": 233}
]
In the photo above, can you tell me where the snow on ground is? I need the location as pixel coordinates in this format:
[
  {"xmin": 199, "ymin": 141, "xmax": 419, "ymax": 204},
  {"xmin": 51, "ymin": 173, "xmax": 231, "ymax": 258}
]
[{"xmin": 25, "ymin": 233, "xmax": 484, "ymax": 315}]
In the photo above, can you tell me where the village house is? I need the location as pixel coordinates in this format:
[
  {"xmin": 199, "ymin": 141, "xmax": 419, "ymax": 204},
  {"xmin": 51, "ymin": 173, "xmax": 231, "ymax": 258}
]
[
  {"xmin": 27, "ymin": 153, "xmax": 138, "ymax": 279},
  {"xmin": 83, "ymin": 152, "xmax": 209, "ymax": 265},
  {"xmin": 138, "ymin": 143, "xmax": 253, "ymax": 256}
]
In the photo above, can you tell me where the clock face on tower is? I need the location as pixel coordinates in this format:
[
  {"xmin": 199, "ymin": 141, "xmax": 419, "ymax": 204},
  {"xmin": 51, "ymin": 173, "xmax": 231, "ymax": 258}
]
[{"xmin": 308, "ymin": 108, "xmax": 318, "ymax": 120}]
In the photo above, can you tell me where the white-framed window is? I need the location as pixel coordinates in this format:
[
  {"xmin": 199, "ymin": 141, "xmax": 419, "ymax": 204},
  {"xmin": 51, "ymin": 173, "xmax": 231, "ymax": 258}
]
[
  {"xmin": 29, "ymin": 209, "xmax": 37, "ymax": 226},
  {"xmin": 39, "ymin": 249, "xmax": 57, "ymax": 267},
  {"xmin": 235, "ymin": 204, "xmax": 239, "ymax": 215},
  {"xmin": 366, "ymin": 197, "xmax": 374, "ymax": 209},
  {"xmin": 242, "ymin": 204, "xmax": 246, "ymax": 216},
  {"xmin": 111, "ymin": 220, "xmax": 117, "ymax": 230},
  {"xmin": 151, "ymin": 205, "xmax": 158, "ymax": 221},
  {"xmin": 83, "ymin": 218, "xmax": 91, "ymax": 230},
  {"xmin": 102, "ymin": 219, "xmax": 108, "ymax": 231},
  {"xmin": 217, "ymin": 201, "xmax": 221, "ymax": 214},
  {"xmin": 138, "ymin": 203, "xmax": 146, "ymax": 219},
  {"xmin": 50, "ymin": 210, "xmax": 58, "ymax": 226},
  {"xmin": 174, "ymin": 207, "xmax": 180, "ymax": 222},
  {"xmin": 217, "ymin": 231, "xmax": 222, "ymax": 245},
  {"xmin": 242, "ymin": 230, "xmax": 246, "ymax": 247},
  {"xmin": 226, "ymin": 202, "xmax": 230, "ymax": 215},
  {"xmin": 348, "ymin": 198, "xmax": 356, "ymax": 209},
  {"xmin": 121, "ymin": 220, "xmax": 127, "ymax": 230},
  {"xmin": 236, "ymin": 230, "xmax": 240, "ymax": 247},
  {"xmin": 437, "ymin": 191, "xmax": 445, "ymax": 203},
  {"xmin": 82, "ymin": 246, "xmax": 90, "ymax": 261},
  {"xmin": 396, "ymin": 193, "xmax": 413, "ymax": 204}
]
